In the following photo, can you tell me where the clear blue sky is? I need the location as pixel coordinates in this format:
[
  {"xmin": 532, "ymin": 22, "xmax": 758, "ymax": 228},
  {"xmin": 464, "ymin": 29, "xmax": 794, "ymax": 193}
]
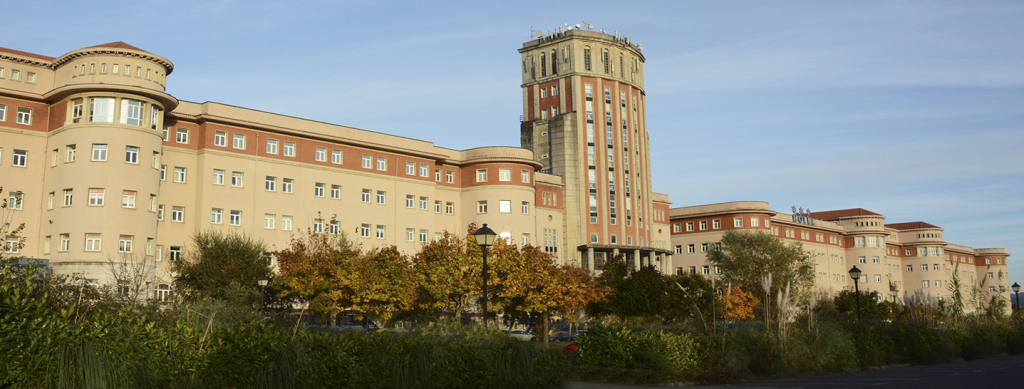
[{"xmin": 6, "ymin": 1, "xmax": 1023, "ymax": 281}]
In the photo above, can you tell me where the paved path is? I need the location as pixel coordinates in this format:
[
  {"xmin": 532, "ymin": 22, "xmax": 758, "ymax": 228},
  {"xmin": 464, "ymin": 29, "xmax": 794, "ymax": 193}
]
[{"xmin": 565, "ymin": 353, "xmax": 1024, "ymax": 388}]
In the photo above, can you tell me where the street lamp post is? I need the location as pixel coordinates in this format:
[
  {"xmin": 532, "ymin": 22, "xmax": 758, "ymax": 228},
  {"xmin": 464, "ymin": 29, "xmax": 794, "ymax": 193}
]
[
  {"xmin": 257, "ymin": 275, "xmax": 270, "ymax": 317},
  {"xmin": 474, "ymin": 224, "xmax": 497, "ymax": 327},
  {"xmin": 849, "ymin": 266, "xmax": 862, "ymax": 321},
  {"xmin": 1012, "ymin": 282, "xmax": 1021, "ymax": 312}
]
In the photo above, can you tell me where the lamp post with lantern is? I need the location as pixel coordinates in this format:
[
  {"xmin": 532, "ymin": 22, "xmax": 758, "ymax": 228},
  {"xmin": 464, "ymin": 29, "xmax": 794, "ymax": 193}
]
[
  {"xmin": 1012, "ymin": 282, "xmax": 1020, "ymax": 312},
  {"xmin": 849, "ymin": 266, "xmax": 862, "ymax": 321},
  {"xmin": 257, "ymin": 275, "xmax": 270, "ymax": 317},
  {"xmin": 474, "ymin": 224, "xmax": 497, "ymax": 327}
]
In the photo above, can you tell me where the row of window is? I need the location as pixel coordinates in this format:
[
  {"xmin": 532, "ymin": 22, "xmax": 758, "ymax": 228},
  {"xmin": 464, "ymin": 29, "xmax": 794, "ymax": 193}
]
[
  {"xmin": 70, "ymin": 97, "xmax": 161, "ymax": 129},
  {"xmin": 475, "ymin": 168, "xmax": 532, "ymax": 183},
  {"xmin": 475, "ymin": 200, "xmax": 530, "ymax": 215},
  {"xmin": 17, "ymin": 233, "xmax": 158, "ymax": 257},
  {"xmin": 672, "ymin": 219, "xmax": 724, "ymax": 233},
  {"xmin": 0, "ymin": 67, "xmax": 36, "ymax": 83},
  {"xmin": 71, "ymin": 61, "xmax": 163, "ymax": 84},
  {"xmin": 0, "ymin": 104, "xmax": 33, "ymax": 125},
  {"xmin": 590, "ymin": 233, "xmax": 642, "ymax": 246}
]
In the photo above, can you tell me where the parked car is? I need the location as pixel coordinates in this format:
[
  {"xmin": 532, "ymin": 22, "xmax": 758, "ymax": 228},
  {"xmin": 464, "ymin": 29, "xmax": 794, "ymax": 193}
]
[
  {"xmin": 552, "ymin": 330, "xmax": 585, "ymax": 342},
  {"xmin": 508, "ymin": 329, "xmax": 536, "ymax": 341}
]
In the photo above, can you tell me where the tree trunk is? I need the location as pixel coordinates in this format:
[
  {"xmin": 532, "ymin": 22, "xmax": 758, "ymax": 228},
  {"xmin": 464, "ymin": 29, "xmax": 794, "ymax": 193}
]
[{"xmin": 542, "ymin": 311, "xmax": 550, "ymax": 345}]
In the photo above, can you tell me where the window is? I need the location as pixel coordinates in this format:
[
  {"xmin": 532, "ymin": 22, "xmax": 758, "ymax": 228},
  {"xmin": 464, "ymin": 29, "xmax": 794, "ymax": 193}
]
[
  {"xmin": 283, "ymin": 142, "xmax": 295, "ymax": 157},
  {"xmin": 328, "ymin": 220, "xmax": 339, "ymax": 234},
  {"xmin": 406, "ymin": 161, "xmax": 415, "ymax": 175},
  {"xmin": 88, "ymin": 189, "xmax": 105, "ymax": 206},
  {"xmin": 476, "ymin": 169, "xmax": 487, "ymax": 182},
  {"xmin": 282, "ymin": 215, "xmax": 293, "ymax": 231},
  {"xmin": 233, "ymin": 133, "xmax": 245, "ymax": 149},
  {"xmin": 92, "ymin": 144, "xmax": 108, "ymax": 161},
  {"xmin": 420, "ymin": 163, "xmax": 428, "ymax": 177},
  {"xmin": 48, "ymin": 192, "xmax": 54, "ymax": 210},
  {"xmin": 446, "ymin": 202, "xmax": 454, "ymax": 215},
  {"xmin": 171, "ymin": 206, "xmax": 184, "ymax": 222},
  {"xmin": 169, "ymin": 247, "xmax": 182, "ymax": 261},
  {"xmin": 419, "ymin": 196, "xmax": 428, "ymax": 210},
  {"xmin": 362, "ymin": 154, "xmax": 372, "ymax": 168},
  {"xmin": 151, "ymin": 151, "xmax": 160, "ymax": 168},
  {"xmin": 360, "ymin": 224, "xmax": 370, "ymax": 237},
  {"xmin": 51, "ymin": 149, "xmax": 58, "ymax": 167},
  {"xmin": 446, "ymin": 171, "xmax": 454, "ymax": 183},
  {"xmin": 499, "ymin": 200, "xmax": 511, "ymax": 213},
  {"xmin": 266, "ymin": 139, "xmax": 278, "ymax": 154},
  {"xmin": 906, "ymin": 265, "xmax": 913, "ymax": 272},
  {"xmin": 332, "ymin": 149, "xmax": 342, "ymax": 164},
  {"xmin": 590, "ymin": 234, "xmax": 599, "ymax": 243},
  {"xmin": 521, "ymin": 170, "xmax": 530, "ymax": 183},
  {"xmin": 477, "ymin": 201, "xmax": 488, "ymax": 213},
  {"xmin": 89, "ymin": 98, "xmax": 115, "ymax": 122},
  {"xmin": 686, "ymin": 222, "xmax": 694, "ymax": 232},
  {"xmin": 713, "ymin": 219, "xmax": 721, "ymax": 229},
  {"xmin": 673, "ymin": 224, "xmax": 681, "ymax": 233},
  {"xmin": 435, "ymin": 169, "xmax": 442, "ymax": 181},
  {"xmin": 923, "ymin": 280, "xmax": 930, "ymax": 288},
  {"xmin": 16, "ymin": 108, "xmax": 32, "ymax": 125},
  {"xmin": 121, "ymin": 191, "xmax": 136, "ymax": 208},
  {"xmin": 935, "ymin": 280, "xmax": 942, "ymax": 288},
  {"xmin": 212, "ymin": 169, "xmax": 225, "ymax": 185},
  {"xmin": 282, "ymin": 178, "xmax": 293, "ymax": 193},
  {"xmin": 119, "ymin": 235, "xmax": 133, "ymax": 253},
  {"xmin": 434, "ymin": 200, "xmax": 441, "ymax": 213},
  {"xmin": 687, "ymin": 244, "xmax": 695, "ymax": 253},
  {"xmin": 119, "ymin": 100, "xmax": 142, "ymax": 125},
  {"xmin": 160, "ymin": 165, "xmax": 166, "ymax": 180},
  {"xmin": 873, "ymin": 256, "xmax": 880, "ymax": 264},
  {"xmin": 701, "ymin": 243, "xmax": 708, "ymax": 253},
  {"xmin": 406, "ymin": 194, "xmax": 414, "ymax": 208},
  {"xmin": 314, "ymin": 183, "xmax": 325, "ymax": 197},
  {"xmin": 406, "ymin": 228, "xmax": 414, "ymax": 242},
  {"xmin": 377, "ymin": 156, "xmax": 387, "ymax": 171},
  {"xmin": 922, "ymin": 264, "xmax": 928, "ymax": 271},
  {"xmin": 124, "ymin": 146, "xmax": 139, "ymax": 164},
  {"xmin": 699, "ymin": 220, "xmax": 708, "ymax": 230},
  {"xmin": 214, "ymin": 131, "xmax": 227, "ymax": 147},
  {"xmin": 66, "ymin": 145, "xmax": 76, "ymax": 162},
  {"xmin": 62, "ymin": 189, "xmax": 73, "ymax": 207},
  {"xmin": 331, "ymin": 185, "xmax": 341, "ymax": 199},
  {"xmin": 231, "ymin": 172, "xmax": 243, "ymax": 187},
  {"xmin": 522, "ymin": 201, "xmax": 530, "ymax": 214},
  {"xmin": 750, "ymin": 217, "xmax": 759, "ymax": 227},
  {"xmin": 858, "ymin": 256, "xmax": 866, "ymax": 264},
  {"xmin": 934, "ymin": 264, "xmax": 940, "ymax": 271},
  {"xmin": 7, "ymin": 191, "xmax": 23, "ymax": 210},
  {"xmin": 315, "ymin": 147, "xmax": 326, "ymax": 162},
  {"xmin": 361, "ymin": 189, "xmax": 371, "ymax": 203},
  {"xmin": 498, "ymin": 168, "xmax": 511, "ymax": 181},
  {"xmin": 176, "ymin": 128, "xmax": 189, "ymax": 144},
  {"xmin": 376, "ymin": 225, "xmax": 385, "ymax": 239},
  {"xmin": 229, "ymin": 210, "xmax": 241, "ymax": 226},
  {"xmin": 264, "ymin": 214, "xmax": 275, "ymax": 229},
  {"xmin": 157, "ymin": 205, "xmax": 164, "ymax": 220},
  {"xmin": 211, "ymin": 208, "xmax": 223, "ymax": 224},
  {"xmin": 733, "ymin": 218, "xmax": 743, "ymax": 227},
  {"xmin": 174, "ymin": 167, "xmax": 186, "ymax": 183},
  {"xmin": 420, "ymin": 229, "xmax": 429, "ymax": 243},
  {"xmin": 85, "ymin": 234, "xmax": 102, "ymax": 252}
]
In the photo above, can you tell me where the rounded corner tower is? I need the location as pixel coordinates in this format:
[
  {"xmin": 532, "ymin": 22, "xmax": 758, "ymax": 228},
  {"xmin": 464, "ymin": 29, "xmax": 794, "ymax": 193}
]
[
  {"xmin": 519, "ymin": 28, "xmax": 665, "ymax": 270},
  {"xmin": 1, "ymin": 41, "xmax": 177, "ymax": 281}
]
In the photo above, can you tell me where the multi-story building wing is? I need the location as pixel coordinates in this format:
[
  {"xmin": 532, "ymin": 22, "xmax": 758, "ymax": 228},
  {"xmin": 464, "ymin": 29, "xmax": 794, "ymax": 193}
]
[
  {"xmin": 519, "ymin": 28, "xmax": 672, "ymax": 272},
  {"xmin": 668, "ymin": 202, "xmax": 1012, "ymax": 307},
  {"xmin": 0, "ymin": 42, "xmax": 566, "ymax": 290}
]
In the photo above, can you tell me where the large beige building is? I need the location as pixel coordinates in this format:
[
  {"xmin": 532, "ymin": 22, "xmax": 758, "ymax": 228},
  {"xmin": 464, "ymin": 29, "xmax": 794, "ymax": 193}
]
[
  {"xmin": 668, "ymin": 202, "xmax": 1012, "ymax": 305},
  {"xmin": 0, "ymin": 42, "xmax": 569, "ymax": 297}
]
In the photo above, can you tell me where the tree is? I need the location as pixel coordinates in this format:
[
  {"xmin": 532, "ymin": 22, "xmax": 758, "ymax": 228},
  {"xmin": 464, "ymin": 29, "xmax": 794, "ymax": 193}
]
[
  {"xmin": 171, "ymin": 230, "xmax": 271, "ymax": 302},
  {"xmin": 588, "ymin": 255, "xmax": 671, "ymax": 319},
  {"xmin": 348, "ymin": 246, "xmax": 418, "ymax": 324},
  {"xmin": 274, "ymin": 231, "xmax": 361, "ymax": 324},
  {"xmin": 832, "ymin": 290, "xmax": 897, "ymax": 321},
  {"xmin": 720, "ymin": 286, "xmax": 759, "ymax": 321},
  {"xmin": 705, "ymin": 229, "xmax": 814, "ymax": 310},
  {"xmin": 488, "ymin": 237, "xmax": 608, "ymax": 344},
  {"xmin": 412, "ymin": 230, "xmax": 482, "ymax": 320}
]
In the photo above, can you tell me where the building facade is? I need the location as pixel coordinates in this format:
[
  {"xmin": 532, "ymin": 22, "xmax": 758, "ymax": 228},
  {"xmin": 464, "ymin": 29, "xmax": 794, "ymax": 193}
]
[
  {"xmin": 668, "ymin": 202, "xmax": 1012, "ymax": 305},
  {"xmin": 0, "ymin": 42, "xmax": 567, "ymax": 294},
  {"xmin": 518, "ymin": 29, "xmax": 673, "ymax": 273}
]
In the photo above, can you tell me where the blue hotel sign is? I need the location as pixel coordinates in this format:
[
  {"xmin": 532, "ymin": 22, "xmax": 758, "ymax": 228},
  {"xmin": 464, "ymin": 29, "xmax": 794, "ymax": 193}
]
[{"xmin": 792, "ymin": 206, "xmax": 816, "ymax": 225}]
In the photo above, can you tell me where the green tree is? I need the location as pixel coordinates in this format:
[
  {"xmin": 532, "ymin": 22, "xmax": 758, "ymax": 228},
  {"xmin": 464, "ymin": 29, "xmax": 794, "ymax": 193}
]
[
  {"xmin": 274, "ymin": 231, "xmax": 361, "ymax": 324},
  {"xmin": 705, "ymin": 229, "xmax": 814, "ymax": 309},
  {"xmin": 348, "ymin": 246, "xmax": 418, "ymax": 324},
  {"xmin": 171, "ymin": 230, "xmax": 271, "ymax": 302},
  {"xmin": 588, "ymin": 255, "xmax": 670, "ymax": 319},
  {"xmin": 832, "ymin": 290, "xmax": 897, "ymax": 321}
]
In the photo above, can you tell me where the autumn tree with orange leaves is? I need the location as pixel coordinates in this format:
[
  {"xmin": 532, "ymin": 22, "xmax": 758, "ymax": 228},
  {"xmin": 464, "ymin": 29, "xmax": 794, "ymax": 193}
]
[
  {"xmin": 273, "ymin": 231, "xmax": 416, "ymax": 325},
  {"xmin": 720, "ymin": 286, "xmax": 759, "ymax": 321},
  {"xmin": 488, "ymin": 237, "xmax": 609, "ymax": 344},
  {"xmin": 412, "ymin": 230, "xmax": 482, "ymax": 320}
]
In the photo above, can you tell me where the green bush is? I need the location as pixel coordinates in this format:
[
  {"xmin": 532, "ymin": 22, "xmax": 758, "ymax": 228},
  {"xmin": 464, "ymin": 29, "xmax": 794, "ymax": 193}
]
[{"xmin": 574, "ymin": 321, "xmax": 700, "ymax": 383}]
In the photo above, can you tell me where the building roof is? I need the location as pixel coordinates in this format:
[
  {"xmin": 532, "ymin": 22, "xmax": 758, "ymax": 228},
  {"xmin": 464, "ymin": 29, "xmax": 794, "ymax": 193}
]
[
  {"xmin": 0, "ymin": 46, "xmax": 55, "ymax": 61},
  {"xmin": 809, "ymin": 208, "xmax": 882, "ymax": 219},
  {"xmin": 886, "ymin": 221, "xmax": 941, "ymax": 230},
  {"xmin": 84, "ymin": 41, "xmax": 149, "ymax": 53}
]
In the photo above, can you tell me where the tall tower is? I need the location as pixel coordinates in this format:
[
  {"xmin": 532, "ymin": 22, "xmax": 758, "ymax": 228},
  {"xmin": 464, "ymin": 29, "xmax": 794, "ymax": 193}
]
[{"xmin": 520, "ymin": 28, "xmax": 667, "ymax": 270}]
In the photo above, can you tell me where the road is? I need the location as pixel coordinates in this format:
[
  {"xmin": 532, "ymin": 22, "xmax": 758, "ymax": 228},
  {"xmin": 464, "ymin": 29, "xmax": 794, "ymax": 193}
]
[{"xmin": 566, "ymin": 353, "xmax": 1024, "ymax": 388}]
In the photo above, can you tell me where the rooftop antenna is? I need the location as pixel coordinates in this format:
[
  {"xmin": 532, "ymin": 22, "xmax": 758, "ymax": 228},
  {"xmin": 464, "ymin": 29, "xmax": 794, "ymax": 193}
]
[
  {"xmin": 599, "ymin": 28, "xmax": 605, "ymax": 33},
  {"xmin": 575, "ymin": 23, "xmax": 581, "ymax": 29},
  {"xmin": 534, "ymin": 31, "xmax": 543, "ymax": 39}
]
